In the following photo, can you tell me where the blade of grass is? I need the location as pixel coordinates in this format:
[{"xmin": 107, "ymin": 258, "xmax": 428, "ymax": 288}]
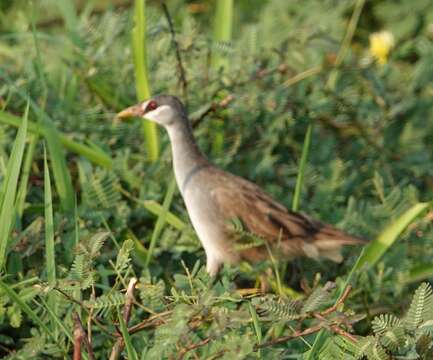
[
  {"xmin": 44, "ymin": 146, "xmax": 58, "ymax": 338},
  {"xmin": 43, "ymin": 119, "xmax": 75, "ymax": 212},
  {"xmin": 38, "ymin": 295, "xmax": 73, "ymax": 343},
  {"xmin": 0, "ymin": 104, "xmax": 28, "ymax": 268},
  {"xmin": 31, "ymin": 3, "xmax": 48, "ymax": 106},
  {"xmin": 406, "ymin": 263, "xmax": 433, "ymax": 284},
  {"xmin": 16, "ymin": 134, "xmax": 38, "ymax": 217},
  {"xmin": 145, "ymin": 179, "xmax": 177, "ymax": 267},
  {"xmin": 44, "ymin": 146, "xmax": 56, "ymax": 283},
  {"xmin": 326, "ymin": 0, "xmax": 365, "ymax": 90},
  {"xmin": 118, "ymin": 186, "xmax": 186, "ymax": 230},
  {"xmin": 212, "ymin": 0, "xmax": 233, "ymax": 72},
  {"xmin": 117, "ymin": 307, "xmax": 138, "ymax": 360},
  {"xmin": 0, "ymin": 280, "xmax": 54, "ymax": 340},
  {"xmin": 248, "ymin": 302, "xmax": 262, "ymax": 358},
  {"xmin": 353, "ymin": 201, "xmax": 432, "ymax": 271},
  {"xmin": 29, "ymin": 8, "xmax": 74, "ymax": 213},
  {"xmin": 292, "ymin": 124, "xmax": 312, "ymax": 212},
  {"xmin": 0, "ymin": 111, "xmax": 113, "ymax": 169},
  {"xmin": 129, "ymin": 229, "xmax": 148, "ymax": 267},
  {"xmin": 132, "ymin": 0, "xmax": 159, "ymax": 162}
]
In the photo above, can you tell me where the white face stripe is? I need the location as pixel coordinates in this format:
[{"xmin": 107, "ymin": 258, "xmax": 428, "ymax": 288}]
[{"xmin": 143, "ymin": 104, "xmax": 175, "ymax": 126}]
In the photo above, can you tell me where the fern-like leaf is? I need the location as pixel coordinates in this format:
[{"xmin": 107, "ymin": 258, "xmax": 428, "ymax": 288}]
[
  {"xmin": 70, "ymin": 254, "xmax": 95, "ymax": 289},
  {"xmin": 416, "ymin": 334, "xmax": 433, "ymax": 359},
  {"xmin": 139, "ymin": 277, "xmax": 166, "ymax": 312},
  {"xmin": 301, "ymin": 283, "xmax": 333, "ymax": 314},
  {"xmin": 89, "ymin": 231, "xmax": 109, "ymax": 258},
  {"xmin": 320, "ymin": 336, "xmax": 357, "ymax": 360},
  {"xmin": 253, "ymin": 296, "xmax": 301, "ymax": 321},
  {"xmin": 404, "ymin": 282, "xmax": 433, "ymax": 330},
  {"xmin": 85, "ymin": 292, "xmax": 126, "ymax": 318},
  {"xmin": 371, "ymin": 314, "xmax": 401, "ymax": 335},
  {"xmin": 380, "ymin": 326, "xmax": 405, "ymax": 351},
  {"xmin": 354, "ymin": 336, "xmax": 376, "ymax": 358},
  {"xmin": 114, "ymin": 238, "xmax": 134, "ymax": 275}
]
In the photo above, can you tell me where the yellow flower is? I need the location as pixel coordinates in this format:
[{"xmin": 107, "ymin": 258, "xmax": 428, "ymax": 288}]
[{"xmin": 369, "ymin": 31, "xmax": 395, "ymax": 65}]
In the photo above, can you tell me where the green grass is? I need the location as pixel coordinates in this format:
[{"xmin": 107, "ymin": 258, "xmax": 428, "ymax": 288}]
[
  {"xmin": 145, "ymin": 179, "xmax": 177, "ymax": 267},
  {"xmin": 355, "ymin": 201, "xmax": 432, "ymax": 271},
  {"xmin": 0, "ymin": 104, "xmax": 28, "ymax": 268},
  {"xmin": 291, "ymin": 124, "xmax": 312, "ymax": 212},
  {"xmin": 212, "ymin": 0, "xmax": 234, "ymax": 72},
  {"xmin": 0, "ymin": 109, "xmax": 113, "ymax": 169},
  {"xmin": 0, "ymin": 0, "xmax": 433, "ymax": 358},
  {"xmin": 132, "ymin": 0, "xmax": 159, "ymax": 162}
]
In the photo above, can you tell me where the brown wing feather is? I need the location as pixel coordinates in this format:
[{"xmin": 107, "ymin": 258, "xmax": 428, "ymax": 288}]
[{"xmin": 210, "ymin": 170, "xmax": 366, "ymax": 263}]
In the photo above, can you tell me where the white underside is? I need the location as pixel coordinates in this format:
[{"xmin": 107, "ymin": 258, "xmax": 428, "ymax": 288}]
[{"xmin": 183, "ymin": 186, "xmax": 235, "ymax": 276}]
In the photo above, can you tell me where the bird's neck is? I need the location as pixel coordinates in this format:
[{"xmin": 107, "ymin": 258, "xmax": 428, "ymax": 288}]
[{"xmin": 166, "ymin": 121, "xmax": 209, "ymax": 194}]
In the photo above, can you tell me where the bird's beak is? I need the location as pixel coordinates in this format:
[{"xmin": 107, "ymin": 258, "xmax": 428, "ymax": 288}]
[{"xmin": 116, "ymin": 103, "xmax": 144, "ymax": 119}]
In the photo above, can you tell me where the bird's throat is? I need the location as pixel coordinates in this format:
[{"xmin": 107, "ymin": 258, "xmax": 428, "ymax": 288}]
[{"xmin": 166, "ymin": 122, "xmax": 209, "ymax": 195}]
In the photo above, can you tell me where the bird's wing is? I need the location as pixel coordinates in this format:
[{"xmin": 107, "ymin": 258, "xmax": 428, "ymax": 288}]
[{"xmin": 210, "ymin": 172, "xmax": 365, "ymax": 262}]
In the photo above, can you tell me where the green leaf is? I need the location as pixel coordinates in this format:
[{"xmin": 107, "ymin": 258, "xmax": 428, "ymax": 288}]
[
  {"xmin": 38, "ymin": 295, "xmax": 73, "ymax": 343},
  {"xmin": 141, "ymin": 200, "xmax": 186, "ymax": 231},
  {"xmin": 0, "ymin": 280, "xmax": 54, "ymax": 340},
  {"xmin": 249, "ymin": 303, "xmax": 261, "ymax": 337},
  {"xmin": 406, "ymin": 263, "xmax": 433, "ymax": 284},
  {"xmin": 404, "ymin": 282, "xmax": 433, "ymax": 330},
  {"xmin": 117, "ymin": 307, "xmax": 138, "ymax": 360},
  {"xmin": 354, "ymin": 202, "xmax": 431, "ymax": 270},
  {"xmin": 0, "ymin": 104, "xmax": 28, "ymax": 268},
  {"xmin": 0, "ymin": 110, "xmax": 113, "ymax": 169},
  {"xmin": 212, "ymin": 0, "xmax": 233, "ymax": 72},
  {"xmin": 292, "ymin": 124, "xmax": 312, "ymax": 212},
  {"xmin": 145, "ymin": 179, "xmax": 177, "ymax": 267},
  {"xmin": 132, "ymin": 0, "xmax": 159, "ymax": 162},
  {"xmin": 16, "ymin": 134, "xmax": 38, "ymax": 217},
  {"xmin": 44, "ymin": 146, "xmax": 56, "ymax": 286},
  {"xmin": 43, "ymin": 120, "xmax": 75, "ymax": 212}
]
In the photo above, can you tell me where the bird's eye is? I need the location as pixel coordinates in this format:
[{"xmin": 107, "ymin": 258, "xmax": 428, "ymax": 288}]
[{"xmin": 146, "ymin": 100, "xmax": 158, "ymax": 111}]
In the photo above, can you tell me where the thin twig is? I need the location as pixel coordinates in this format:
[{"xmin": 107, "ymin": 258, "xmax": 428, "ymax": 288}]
[
  {"xmin": 128, "ymin": 310, "xmax": 171, "ymax": 334},
  {"xmin": 255, "ymin": 324, "xmax": 323, "ymax": 349},
  {"xmin": 162, "ymin": 2, "xmax": 188, "ymax": 105},
  {"xmin": 73, "ymin": 314, "xmax": 84, "ymax": 360},
  {"xmin": 326, "ymin": 0, "xmax": 366, "ymax": 89},
  {"xmin": 190, "ymin": 94, "xmax": 235, "ymax": 127},
  {"xmin": 330, "ymin": 325, "xmax": 358, "ymax": 342},
  {"xmin": 109, "ymin": 278, "xmax": 138, "ymax": 360},
  {"xmin": 73, "ymin": 312, "xmax": 95, "ymax": 360},
  {"xmin": 282, "ymin": 65, "xmax": 323, "ymax": 88},
  {"xmin": 320, "ymin": 285, "xmax": 352, "ymax": 316},
  {"xmin": 178, "ymin": 338, "xmax": 211, "ymax": 359}
]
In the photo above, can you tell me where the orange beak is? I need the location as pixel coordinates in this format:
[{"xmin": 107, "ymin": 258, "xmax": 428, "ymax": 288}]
[{"xmin": 116, "ymin": 103, "xmax": 144, "ymax": 119}]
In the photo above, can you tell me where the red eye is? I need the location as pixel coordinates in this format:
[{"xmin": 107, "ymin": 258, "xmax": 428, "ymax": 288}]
[{"xmin": 146, "ymin": 100, "xmax": 158, "ymax": 111}]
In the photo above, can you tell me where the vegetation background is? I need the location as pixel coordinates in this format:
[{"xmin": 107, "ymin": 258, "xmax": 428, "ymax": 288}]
[{"xmin": 0, "ymin": 0, "xmax": 433, "ymax": 358}]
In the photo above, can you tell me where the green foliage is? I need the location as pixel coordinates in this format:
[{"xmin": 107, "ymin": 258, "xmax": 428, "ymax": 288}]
[
  {"xmin": 321, "ymin": 282, "xmax": 433, "ymax": 360},
  {"xmin": 404, "ymin": 282, "xmax": 433, "ymax": 330},
  {"xmin": 0, "ymin": 0, "xmax": 432, "ymax": 358}
]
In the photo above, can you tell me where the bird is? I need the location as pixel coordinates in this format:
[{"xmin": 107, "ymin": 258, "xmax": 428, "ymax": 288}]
[{"xmin": 117, "ymin": 95, "xmax": 366, "ymax": 276}]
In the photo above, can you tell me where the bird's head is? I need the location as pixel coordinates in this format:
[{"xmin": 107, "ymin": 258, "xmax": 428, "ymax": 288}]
[{"xmin": 117, "ymin": 95, "xmax": 187, "ymax": 127}]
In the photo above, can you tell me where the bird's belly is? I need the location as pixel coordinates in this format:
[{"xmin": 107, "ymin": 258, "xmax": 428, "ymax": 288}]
[{"xmin": 183, "ymin": 190, "xmax": 238, "ymax": 265}]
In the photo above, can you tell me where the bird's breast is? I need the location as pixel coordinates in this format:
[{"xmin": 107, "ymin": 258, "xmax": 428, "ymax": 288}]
[{"xmin": 182, "ymin": 184, "xmax": 239, "ymax": 264}]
